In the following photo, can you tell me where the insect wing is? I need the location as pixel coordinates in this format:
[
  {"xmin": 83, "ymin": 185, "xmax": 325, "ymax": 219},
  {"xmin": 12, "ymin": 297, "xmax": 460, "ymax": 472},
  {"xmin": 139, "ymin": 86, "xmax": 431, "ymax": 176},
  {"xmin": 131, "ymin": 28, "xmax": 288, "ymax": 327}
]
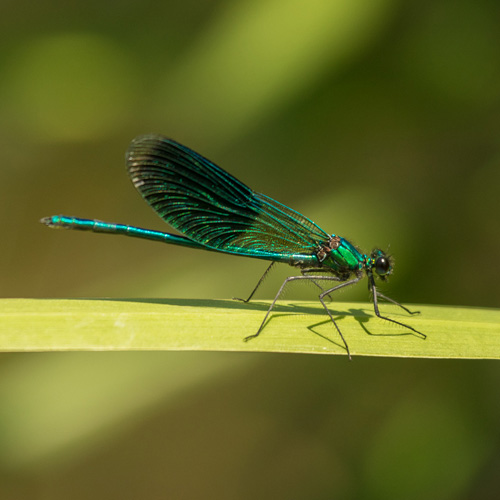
[{"xmin": 126, "ymin": 135, "xmax": 329, "ymax": 260}]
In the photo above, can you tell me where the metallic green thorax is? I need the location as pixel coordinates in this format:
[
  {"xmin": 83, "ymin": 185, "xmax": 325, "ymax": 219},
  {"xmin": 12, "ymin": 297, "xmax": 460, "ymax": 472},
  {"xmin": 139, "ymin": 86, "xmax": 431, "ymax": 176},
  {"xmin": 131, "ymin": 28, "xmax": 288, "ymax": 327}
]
[
  {"xmin": 317, "ymin": 235, "xmax": 363, "ymax": 272},
  {"xmin": 311, "ymin": 234, "xmax": 393, "ymax": 283}
]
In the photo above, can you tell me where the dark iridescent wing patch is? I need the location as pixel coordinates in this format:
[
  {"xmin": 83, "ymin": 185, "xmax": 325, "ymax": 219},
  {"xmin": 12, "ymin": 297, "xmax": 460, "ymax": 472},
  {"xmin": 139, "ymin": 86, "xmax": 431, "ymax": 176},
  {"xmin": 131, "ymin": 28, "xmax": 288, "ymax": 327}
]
[{"xmin": 126, "ymin": 135, "xmax": 329, "ymax": 260}]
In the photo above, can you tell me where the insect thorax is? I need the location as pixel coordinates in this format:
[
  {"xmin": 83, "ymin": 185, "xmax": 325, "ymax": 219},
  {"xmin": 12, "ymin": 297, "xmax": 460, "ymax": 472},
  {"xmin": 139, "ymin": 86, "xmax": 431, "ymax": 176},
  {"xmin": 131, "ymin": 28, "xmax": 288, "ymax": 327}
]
[{"xmin": 315, "ymin": 235, "xmax": 364, "ymax": 275}]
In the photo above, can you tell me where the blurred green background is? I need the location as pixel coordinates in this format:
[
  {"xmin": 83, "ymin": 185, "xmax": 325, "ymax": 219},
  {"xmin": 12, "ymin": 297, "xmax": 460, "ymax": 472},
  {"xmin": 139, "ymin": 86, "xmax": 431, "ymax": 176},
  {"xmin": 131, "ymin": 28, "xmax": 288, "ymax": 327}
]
[{"xmin": 1, "ymin": 0, "xmax": 500, "ymax": 498}]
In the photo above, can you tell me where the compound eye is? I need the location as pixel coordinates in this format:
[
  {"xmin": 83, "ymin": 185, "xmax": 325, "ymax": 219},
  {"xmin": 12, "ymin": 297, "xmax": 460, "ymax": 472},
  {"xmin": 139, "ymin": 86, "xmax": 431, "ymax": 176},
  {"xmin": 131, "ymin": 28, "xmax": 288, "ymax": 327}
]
[{"xmin": 375, "ymin": 256, "xmax": 390, "ymax": 276}]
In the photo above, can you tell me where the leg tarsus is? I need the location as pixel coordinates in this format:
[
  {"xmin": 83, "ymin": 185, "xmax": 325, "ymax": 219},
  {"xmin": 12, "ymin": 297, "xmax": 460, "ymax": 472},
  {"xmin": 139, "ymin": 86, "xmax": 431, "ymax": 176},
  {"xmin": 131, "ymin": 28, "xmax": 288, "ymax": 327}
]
[
  {"xmin": 376, "ymin": 291, "xmax": 420, "ymax": 316},
  {"xmin": 372, "ymin": 283, "xmax": 426, "ymax": 339},
  {"xmin": 244, "ymin": 332, "xmax": 260, "ymax": 342}
]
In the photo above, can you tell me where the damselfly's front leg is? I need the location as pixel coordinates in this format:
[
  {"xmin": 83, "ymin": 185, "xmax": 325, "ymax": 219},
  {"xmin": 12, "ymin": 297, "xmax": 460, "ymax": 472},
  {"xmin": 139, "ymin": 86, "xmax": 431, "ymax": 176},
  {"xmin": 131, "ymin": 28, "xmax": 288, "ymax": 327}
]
[
  {"xmin": 375, "ymin": 290, "xmax": 420, "ymax": 316},
  {"xmin": 370, "ymin": 278, "xmax": 426, "ymax": 339}
]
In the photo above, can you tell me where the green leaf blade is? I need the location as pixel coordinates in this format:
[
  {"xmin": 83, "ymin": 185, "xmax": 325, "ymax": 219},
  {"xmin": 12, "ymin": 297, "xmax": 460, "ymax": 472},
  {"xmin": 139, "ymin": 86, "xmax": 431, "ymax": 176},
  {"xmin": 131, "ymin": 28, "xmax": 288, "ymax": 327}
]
[{"xmin": 1, "ymin": 299, "xmax": 499, "ymax": 359}]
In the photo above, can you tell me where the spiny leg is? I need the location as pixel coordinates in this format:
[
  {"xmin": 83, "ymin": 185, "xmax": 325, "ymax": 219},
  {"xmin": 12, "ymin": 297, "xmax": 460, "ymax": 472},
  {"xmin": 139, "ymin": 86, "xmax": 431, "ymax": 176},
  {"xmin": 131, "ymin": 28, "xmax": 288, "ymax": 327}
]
[
  {"xmin": 233, "ymin": 262, "xmax": 276, "ymax": 303},
  {"xmin": 301, "ymin": 268, "xmax": 337, "ymax": 301},
  {"xmin": 318, "ymin": 277, "xmax": 363, "ymax": 360},
  {"xmin": 371, "ymin": 280, "xmax": 426, "ymax": 339},
  {"xmin": 376, "ymin": 290, "xmax": 420, "ymax": 315},
  {"xmin": 244, "ymin": 274, "xmax": 342, "ymax": 342}
]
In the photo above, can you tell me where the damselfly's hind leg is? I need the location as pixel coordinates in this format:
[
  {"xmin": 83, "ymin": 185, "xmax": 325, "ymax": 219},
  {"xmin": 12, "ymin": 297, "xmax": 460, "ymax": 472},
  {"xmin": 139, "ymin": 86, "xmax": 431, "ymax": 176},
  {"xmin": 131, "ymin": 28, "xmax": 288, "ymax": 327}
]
[
  {"xmin": 243, "ymin": 274, "xmax": 305, "ymax": 341},
  {"xmin": 233, "ymin": 262, "xmax": 276, "ymax": 303}
]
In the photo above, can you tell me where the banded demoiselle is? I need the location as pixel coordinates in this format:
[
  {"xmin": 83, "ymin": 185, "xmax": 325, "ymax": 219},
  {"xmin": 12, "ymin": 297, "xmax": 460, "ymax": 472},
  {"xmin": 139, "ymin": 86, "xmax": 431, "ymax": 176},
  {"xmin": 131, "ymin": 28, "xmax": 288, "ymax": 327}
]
[{"xmin": 41, "ymin": 135, "xmax": 424, "ymax": 358}]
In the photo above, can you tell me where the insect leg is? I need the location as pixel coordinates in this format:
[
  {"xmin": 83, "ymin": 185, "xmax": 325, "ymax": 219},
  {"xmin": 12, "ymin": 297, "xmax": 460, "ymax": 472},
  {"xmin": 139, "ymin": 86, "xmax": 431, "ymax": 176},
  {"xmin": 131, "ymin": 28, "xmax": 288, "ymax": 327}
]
[
  {"xmin": 233, "ymin": 262, "xmax": 276, "ymax": 303},
  {"xmin": 370, "ymin": 278, "xmax": 426, "ymax": 339},
  {"xmin": 375, "ymin": 290, "xmax": 420, "ymax": 315},
  {"xmin": 301, "ymin": 268, "xmax": 339, "ymax": 301},
  {"xmin": 244, "ymin": 274, "xmax": 343, "ymax": 342},
  {"xmin": 318, "ymin": 276, "xmax": 363, "ymax": 359}
]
